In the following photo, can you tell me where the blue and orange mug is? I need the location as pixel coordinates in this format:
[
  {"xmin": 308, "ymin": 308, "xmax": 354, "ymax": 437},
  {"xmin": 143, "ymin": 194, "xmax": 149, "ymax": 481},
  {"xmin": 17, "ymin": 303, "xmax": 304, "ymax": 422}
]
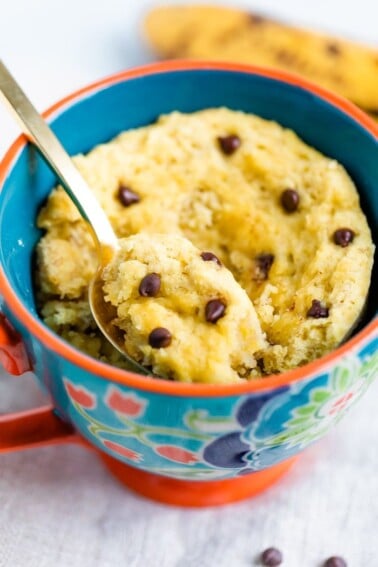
[{"xmin": 0, "ymin": 62, "xmax": 377, "ymax": 507}]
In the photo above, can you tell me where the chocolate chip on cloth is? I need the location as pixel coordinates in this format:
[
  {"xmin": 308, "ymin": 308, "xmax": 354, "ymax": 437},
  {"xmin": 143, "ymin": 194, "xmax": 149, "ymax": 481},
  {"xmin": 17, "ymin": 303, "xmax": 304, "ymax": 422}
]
[
  {"xmin": 323, "ymin": 557, "xmax": 347, "ymax": 567},
  {"xmin": 260, "ymin": 547, "xmax": 283, "ymax": 566},
  {"xmin": 101, "ymin": 233, "xmax": 266, "ymax": 383}
]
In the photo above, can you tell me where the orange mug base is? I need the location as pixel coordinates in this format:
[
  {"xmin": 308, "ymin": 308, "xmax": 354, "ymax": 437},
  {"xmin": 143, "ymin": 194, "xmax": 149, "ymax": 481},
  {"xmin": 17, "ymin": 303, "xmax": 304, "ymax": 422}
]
[{"xmin": 100, "ymin": 454, "xmax": 298, "ymax": 507}]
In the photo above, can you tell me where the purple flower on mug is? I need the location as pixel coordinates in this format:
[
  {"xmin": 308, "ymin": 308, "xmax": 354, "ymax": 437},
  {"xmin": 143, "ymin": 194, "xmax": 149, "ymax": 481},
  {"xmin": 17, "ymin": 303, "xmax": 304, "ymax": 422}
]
[{"xmin": 203, "ymin": 388, "xmax": 289, "ymax": 472}]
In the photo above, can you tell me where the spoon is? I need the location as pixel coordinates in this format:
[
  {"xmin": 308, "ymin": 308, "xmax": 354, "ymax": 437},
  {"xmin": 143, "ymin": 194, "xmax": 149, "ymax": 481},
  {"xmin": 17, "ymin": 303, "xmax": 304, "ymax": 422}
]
[{"xmin": 0, "ymin": 60, "xmax": 149, "ymax": 375}]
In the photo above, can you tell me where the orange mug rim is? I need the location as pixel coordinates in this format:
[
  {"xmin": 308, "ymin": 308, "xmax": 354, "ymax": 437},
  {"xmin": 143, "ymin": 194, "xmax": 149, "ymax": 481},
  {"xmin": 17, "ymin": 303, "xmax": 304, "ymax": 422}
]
[{"xmin": 0, "ymin": 59, "xmax": 376, "ymax": 397}]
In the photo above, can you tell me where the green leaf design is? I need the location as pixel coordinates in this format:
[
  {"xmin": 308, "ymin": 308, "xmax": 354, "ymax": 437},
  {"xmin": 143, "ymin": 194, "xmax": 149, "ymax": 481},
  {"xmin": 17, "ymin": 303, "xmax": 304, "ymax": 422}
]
[
  {"xmin": 73, "ymin": 401, "xmax": 134, "ymax": 437},
  {"xmin": 332, "ymin": 364, "xmax": 354, "ymax": 393},
  {"xmin": 265, "ymin": 431, "xmax": 295, "ymax": 445},
  {"xmin": 296, "ymin": 404, "xmax": 318, "ymax": 416},
  {"xmin": 257, "ymin": 353, "xmax": 376, "ymax": 452},
  {"xmin": 72, "ymin": 399, "xmax": 212, "ymax": 453},
  {"xmin": 286, "ymin": 416, "xmax": 312, "ymax": 427},
  {"xmin": 88, "ymin": 423, "xmax": 103, "ymax": 436},
  {"xmin": 311, "ymin": 390, "xmax": 332, "ymax": 403}
]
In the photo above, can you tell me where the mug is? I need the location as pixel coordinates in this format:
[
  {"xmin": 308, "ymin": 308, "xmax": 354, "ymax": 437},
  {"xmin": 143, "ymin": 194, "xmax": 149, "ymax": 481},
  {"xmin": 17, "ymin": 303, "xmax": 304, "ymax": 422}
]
[{"xmin": 0, "ymin": 61, "xmax": 377, "ymax": 507}]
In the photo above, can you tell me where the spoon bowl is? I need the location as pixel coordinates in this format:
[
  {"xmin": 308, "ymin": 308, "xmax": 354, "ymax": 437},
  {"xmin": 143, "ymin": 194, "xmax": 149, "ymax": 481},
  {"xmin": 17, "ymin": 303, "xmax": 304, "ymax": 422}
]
[{"xmin": 89, "ymin": 259, "xmax": 150, "ymax": 376}]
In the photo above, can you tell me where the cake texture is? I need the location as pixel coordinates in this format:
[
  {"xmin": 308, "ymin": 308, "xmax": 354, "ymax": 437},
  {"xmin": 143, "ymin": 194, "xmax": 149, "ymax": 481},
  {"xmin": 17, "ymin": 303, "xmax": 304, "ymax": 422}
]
[{"xmin": 35, "ymin": 108, "xmax": 374, "ymax": 382}]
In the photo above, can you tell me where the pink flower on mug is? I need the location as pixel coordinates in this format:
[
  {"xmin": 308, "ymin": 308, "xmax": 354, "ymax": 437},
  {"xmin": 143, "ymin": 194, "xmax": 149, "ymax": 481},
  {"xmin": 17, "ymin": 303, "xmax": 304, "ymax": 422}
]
[
  {"xmin": 156, "ymin": 445, "xmax": 198, "ymax": 464},
  {"xmin": 328, "ymin": 392, "xmax": 355, "ymax": 416},
  {"xmin": 103, "ymin": 439, "xmax": 142, "ymax": 462},
  {"xmin": 105, "ymin": 387, "xmax": 147, "ymax": 418},
  {"xmin": 64, "ymin": 378, "xmax": 96, "ymax": 409}
]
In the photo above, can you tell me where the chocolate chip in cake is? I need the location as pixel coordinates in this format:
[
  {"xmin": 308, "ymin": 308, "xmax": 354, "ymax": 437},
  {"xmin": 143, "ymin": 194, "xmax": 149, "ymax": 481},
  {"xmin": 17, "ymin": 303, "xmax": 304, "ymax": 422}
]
[
  {"xmin": 117, "ymin": 184, "xmax": 140, "ymax": 207},
  {"xmin": 323, "ymin": 557, "xmax": 347, "ymax": 567},
  {"xmin": 280, "ymin": 189, "xmax": 299, "ymax": 212},
  {"xmin": 260, "ymin": 547, "xmax": 283, "ymax": 566},
  {"xmin": 205, "ymin": 299, "xmax": 226, "ymax": 323},
  {"xmin": 139, "ymin": 273, "xmax": 161, "ymax": 297},
  {"xmin": 200, "ymin": 251, "xmax": 222, "ymax": 266},
  {"xmin": 307, "ymin": 299, "xmax": 329, "ymax": 319},
  {"xmin": 217, "ymin": 134, "xmax": 241, "ymax": 155},
  {"xmin": 256, "ymin": 358, "xmax": 265, "ymax": 373},
  {"xmin": 254, "ymin": 253, "xmax": 274, "ymax": 281},
  {"xmin": 148, "ymin": 327, "xmax": 172, "ymax": 348},
  {"xmin": 333, "ymin": 228, "xmax": 355, "ymax": 247}
]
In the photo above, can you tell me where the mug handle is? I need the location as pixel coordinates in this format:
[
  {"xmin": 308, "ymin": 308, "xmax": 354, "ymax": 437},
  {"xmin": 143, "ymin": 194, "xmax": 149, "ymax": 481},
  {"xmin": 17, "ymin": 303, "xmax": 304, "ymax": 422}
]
[
  {"xmin": 0, "ymin": 314, "xmax": 82, "ymax": 453},
  {"xmin": 0, "ymin": 313, "xmax": 32, "ymax": 375},
  {"xmin": 0, "ymin": 406, "xmax": 80, "ymax": 453}
]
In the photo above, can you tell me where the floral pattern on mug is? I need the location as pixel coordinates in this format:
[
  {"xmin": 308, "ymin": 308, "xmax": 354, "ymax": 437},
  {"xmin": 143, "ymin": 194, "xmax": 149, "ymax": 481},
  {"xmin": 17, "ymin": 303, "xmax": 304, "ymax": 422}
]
[
  {"xmin": 61, "ymin": 348, "xmax": 377, "ymax": 480},
  {"xmin": 105, "ymin": 387, "xmax": 147, "ymax": 418},
  {"xmin": 258, "ymin": 352, "xmax": 378, "ymax": 450},
  {"xmin": 63, "ymin": 378, "xmax": 97, "ymax": 410},
  {"xmin": 155, "ymin": 445, "xmax": 199, "ymax": 464},
  {"xmin": 102, "ymin": 439, "xmax": 143, "ymax": 462}
]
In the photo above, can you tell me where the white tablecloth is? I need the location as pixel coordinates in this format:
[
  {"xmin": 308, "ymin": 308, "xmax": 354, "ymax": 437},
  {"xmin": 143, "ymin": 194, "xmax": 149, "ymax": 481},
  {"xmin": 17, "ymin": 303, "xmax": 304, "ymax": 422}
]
[{"xmin": 0, "ymin": 1, "xmax": 377, "ymax": 565}]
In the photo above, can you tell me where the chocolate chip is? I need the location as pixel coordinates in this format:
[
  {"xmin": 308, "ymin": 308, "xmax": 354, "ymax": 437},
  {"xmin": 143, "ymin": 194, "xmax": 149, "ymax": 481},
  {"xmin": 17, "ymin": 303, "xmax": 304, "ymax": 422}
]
[
  {"xmin": 256, "ymin": 358, "xmax": 265, "ymax": 372},
  {"xmin": 117, "ymin": 184, "xmax": 140, "ymax": 207},
  {"xmin": 326, "ymin": 42, "xmax": 341, "ymax": 56},
  {"xmin": 217, "ymin": 135, "xmax": 241, "ymax": 155},
  {"xmin": 280, "ymin": 189, "xmax": 299, "ymax": 212},
  {"xmin": 139, "ymin": 273, "xmax": 161, "ymax": 297},
  {"xmin": 254, "ymin": 253, "xmax": 274, "ymax": 281},
  {"xmin": 200, "ymin": 251, "xmax": 222, "ymax": 266},
  {"xmin": 307, "ymin": 299, "xmax": 329, "ymax": 319},
  {"xmin": 148, "ymin": 327, "xmax": 172, "ymax": 348},
  {"xmin": 324, "ymin": 557, "xmax": 347, "ymax": 567},
  {"xmin": 205, "ymin": 299, "xmax": 226, "ymax": 323},
  {"xmin": 333, "ymin": 228, "xmax": 355, "ymax": 247},
  {"xmin": 261, "ymin": 547, "xmax": 283, "ymax": 566}
]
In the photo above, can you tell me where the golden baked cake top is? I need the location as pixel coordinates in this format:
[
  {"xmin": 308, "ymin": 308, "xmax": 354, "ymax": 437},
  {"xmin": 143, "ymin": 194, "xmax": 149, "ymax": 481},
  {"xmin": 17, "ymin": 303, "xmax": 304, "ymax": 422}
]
[{"xmin": 35, "ymin": 108, "xmax": 374, "ymax": 382}]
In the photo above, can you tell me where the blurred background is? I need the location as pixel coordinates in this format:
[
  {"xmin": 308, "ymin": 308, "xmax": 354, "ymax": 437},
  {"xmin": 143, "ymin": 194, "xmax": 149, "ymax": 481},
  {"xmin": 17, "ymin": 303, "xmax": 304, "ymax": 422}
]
[
  {"xmin": 0, "ymin": 1, "xmax": 377, "ymax": 566},
  {"xmin": 0, "ymin": 0, "xmax": 377, "ymax": 157}
]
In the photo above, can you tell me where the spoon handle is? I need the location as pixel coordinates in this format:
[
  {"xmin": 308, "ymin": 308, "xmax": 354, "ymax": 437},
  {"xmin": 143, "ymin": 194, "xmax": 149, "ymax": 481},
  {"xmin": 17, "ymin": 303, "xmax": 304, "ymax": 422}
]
[{"xmin": 0, "ymin": 60, "xmax": 117, "ymax": 250}]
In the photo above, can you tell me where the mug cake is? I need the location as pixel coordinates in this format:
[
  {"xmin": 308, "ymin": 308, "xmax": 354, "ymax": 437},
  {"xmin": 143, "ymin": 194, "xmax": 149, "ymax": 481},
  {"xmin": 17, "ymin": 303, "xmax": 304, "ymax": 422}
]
[{"xmin": 35, "ymin": 108, "xmax": 374, "ymax": 383}]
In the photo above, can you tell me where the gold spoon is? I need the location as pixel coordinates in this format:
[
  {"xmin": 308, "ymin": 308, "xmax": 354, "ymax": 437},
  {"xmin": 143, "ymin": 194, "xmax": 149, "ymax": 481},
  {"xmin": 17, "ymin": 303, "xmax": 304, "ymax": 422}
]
[{"xmin": 0, "ymin": 60, "xmax": 149, "ymax": 375}]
